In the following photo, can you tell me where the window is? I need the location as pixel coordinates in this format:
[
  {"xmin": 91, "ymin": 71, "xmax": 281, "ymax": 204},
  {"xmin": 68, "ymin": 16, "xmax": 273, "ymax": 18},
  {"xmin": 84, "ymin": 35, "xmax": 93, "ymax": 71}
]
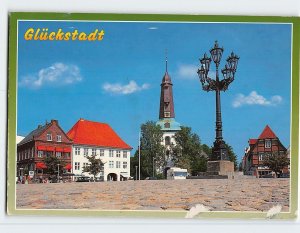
[
  {"xmin": 123, "ymin": 151, "xmax": 127, "ymax": 158},
  {"xmin": 164, "ymin": 112, "xmax": 171, "ymax": 117},
  {"xmin": 84, "ymin": 148, "xmax": 88, "ymax": 156},
  {"xmin": 165, "ymin": 136, "xmax": 171, "ymax": 146},
  {"xmin": 92, "ymin": 148, "xmax": 96, "ymax": 156},
  {"xmin": 47, "ymin": 133, "xmax": 52, "ymax": 141},
  {"xmin": 116, "ymin": 161, "xmax": 121, "ymax": 168},
  {"xmin": 57, "ymin": 135, "xmax": 62, "ymax": 142},
  {"xmin": 109, "ymin": 161, "xmax": 114, "ymax": 168},
  {"xmin": 116, "ymin": 150, "xmax": 121, "ymax": 158},
  {"xmin": 109, "ymin": 150, "xmax": 114, "ymax": 157},
  {"xmin": 265, "ymin": 139, "xmax": 271, "ymax": 148},
  {"xmin": 56, "ymin": 152, "xmax": 62, "ymax": 158},
  {"xmin": 74, "ymin": 162, "xmax": 80, "ymax": 170},
  {"xmin": 100, "ymin": 149, "xmax": 104, "ymax": 157},
  {"xmin": 75, "ymin": 147, "xmax": 80, "ymax": 155},
  {"xmin": 46, "ymin": 151, "xmax": 52, "ymax": 157},
  {"xmin": 38, "ymin": 151, "xmax": 43, "ymax": 158},
  {"xmin": 83, "ymin": 162, "xmax": 89, "ymax": 169},
  {"xmin": 123, "ymin": 161, "xmax": 127, "ymax": 169},
  {"xmin": 259, "ymin": 152, "xmax": 264, "ymax": 161}
]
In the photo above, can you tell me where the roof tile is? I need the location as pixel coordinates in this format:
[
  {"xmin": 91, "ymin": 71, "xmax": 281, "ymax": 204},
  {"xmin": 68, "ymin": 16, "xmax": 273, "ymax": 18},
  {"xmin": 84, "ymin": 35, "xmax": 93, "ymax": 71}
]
[
  {"xmin": 258, "ymin": 125, "xmax": 277, "ymax": 139},
  {"xmin": 67, "ymin": 119, "xmax": 131, "ymax": 150}
]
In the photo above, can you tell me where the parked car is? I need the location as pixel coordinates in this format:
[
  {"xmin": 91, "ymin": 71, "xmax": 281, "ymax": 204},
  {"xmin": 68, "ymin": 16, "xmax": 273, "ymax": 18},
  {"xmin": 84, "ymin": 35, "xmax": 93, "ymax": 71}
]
[
  {"xmin": 76, "ymin": 176, "xmax": 91, "ymax": 182},
  {"xmin": 279, "ymin": 173, "xmax": 290, "ymax": 178},
  {"xmin": 260, "ymin": 174, "xmax": 274, "ymax": 178},
  {"xmin": 145, "ymin": 177, "xmax": 157, "ymax": 180},
  {"xmin": 89, "ymin": 177, "xmax": 104, "ymax": 182}
]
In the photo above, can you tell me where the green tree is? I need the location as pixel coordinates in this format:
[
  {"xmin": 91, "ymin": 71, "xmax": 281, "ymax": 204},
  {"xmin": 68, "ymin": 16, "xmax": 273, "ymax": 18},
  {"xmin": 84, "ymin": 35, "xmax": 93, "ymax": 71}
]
[
  {"xmin": 82, "ymin": 155, "xmax": 105, "ymax": 180},
  {"xmin": 134, "ymin": 121, "xmax": 165, "ymax": 179},
  {"xmin": 172, "ymin": 126, "xmax": 207, "ymax": 175},
  {"xmin": 225, "ymin": 144, "xmax": 238, "ymax": 171},
  {"xmin": 44, "ymin": 156, "xmax": 66, "ymax": 176},
  {"xmin": 263, "ymin": 153, "xmax": 290, "ymax": 177}
]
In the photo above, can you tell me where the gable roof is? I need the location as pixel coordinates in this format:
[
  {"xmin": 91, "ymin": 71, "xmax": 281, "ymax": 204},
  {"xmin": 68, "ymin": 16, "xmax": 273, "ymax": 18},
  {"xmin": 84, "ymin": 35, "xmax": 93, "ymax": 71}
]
[
  {"xmin": 18, "ymin": 123, "xmax": 50, "ymax": 145},
  {"xmin": 67, "ymin": 119, "xmax": 132, "ymax": 150},
  {"xmin": 258, "ymin": 125, "xmax": 277, "ymax": 139}
]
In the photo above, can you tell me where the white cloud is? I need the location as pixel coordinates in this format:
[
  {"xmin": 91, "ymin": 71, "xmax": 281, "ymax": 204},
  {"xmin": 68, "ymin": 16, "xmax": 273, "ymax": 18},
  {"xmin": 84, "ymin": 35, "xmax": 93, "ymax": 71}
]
[
  {"xmin": 19, "ymin": 63, "xmax": 82, "ymax": 89},
  {"xmin": 232, "ymin": 91, "xmax": 283, "ymax": 108},
  {"xmin": 177, "ymin": 64, "xmax": 216, "ymax": 80},
  {"xmin": 148, "ymin": 27, "xmax": 158, "ymax": 30},
  {"xmin": 102, "ymin": 80, "xmax": 150, "ymax": 95},
  {"xmin": 177, "ymin": 64, "xmax": 199, "ymax": 80}
]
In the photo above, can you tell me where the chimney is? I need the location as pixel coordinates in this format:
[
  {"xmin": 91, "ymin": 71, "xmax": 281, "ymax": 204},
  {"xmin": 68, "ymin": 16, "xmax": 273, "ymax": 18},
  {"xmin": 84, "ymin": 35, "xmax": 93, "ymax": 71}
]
[{"xmin": 51, "ymin": 119, "xmax": 58, "ymax": 124}]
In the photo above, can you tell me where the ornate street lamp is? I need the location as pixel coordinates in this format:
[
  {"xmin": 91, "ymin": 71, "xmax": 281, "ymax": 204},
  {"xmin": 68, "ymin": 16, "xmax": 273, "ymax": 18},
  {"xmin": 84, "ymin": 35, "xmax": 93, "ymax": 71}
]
[{"xmin": 197, "ymin": 41, "xmax": 239, "ymax": 161}]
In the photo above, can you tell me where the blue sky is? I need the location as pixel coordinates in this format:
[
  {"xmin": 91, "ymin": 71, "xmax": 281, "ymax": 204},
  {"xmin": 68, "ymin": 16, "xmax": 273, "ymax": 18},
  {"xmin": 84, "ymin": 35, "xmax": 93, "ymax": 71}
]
[{"xmin": 17, "ymin": 21, "xmax": 292, "ymax": 162}]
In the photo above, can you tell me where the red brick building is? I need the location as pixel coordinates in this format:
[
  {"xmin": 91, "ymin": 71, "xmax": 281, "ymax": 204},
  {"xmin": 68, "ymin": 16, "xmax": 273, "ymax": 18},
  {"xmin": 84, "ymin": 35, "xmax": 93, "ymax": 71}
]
[
  {"xmin": 17, "ymin": 120, "xmax": 73, "ymax": 181},
  {"xmin": 242, "ymin": 125, "xmax": 287, "ymax": 177}
]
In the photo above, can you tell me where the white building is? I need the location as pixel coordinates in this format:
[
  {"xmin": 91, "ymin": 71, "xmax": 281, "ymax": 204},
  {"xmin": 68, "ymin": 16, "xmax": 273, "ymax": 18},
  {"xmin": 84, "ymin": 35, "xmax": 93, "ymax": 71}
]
[{"xmin": 67, "ymin": 119, "xmax": 132, "ymax": 181}]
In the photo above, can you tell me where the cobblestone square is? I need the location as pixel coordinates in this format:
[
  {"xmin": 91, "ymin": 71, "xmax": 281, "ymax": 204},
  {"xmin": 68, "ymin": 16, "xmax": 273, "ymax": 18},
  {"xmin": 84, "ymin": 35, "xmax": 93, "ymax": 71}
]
[{"xmin": 16, "ymin": 178, "xmax": 290, "ymax": 212}]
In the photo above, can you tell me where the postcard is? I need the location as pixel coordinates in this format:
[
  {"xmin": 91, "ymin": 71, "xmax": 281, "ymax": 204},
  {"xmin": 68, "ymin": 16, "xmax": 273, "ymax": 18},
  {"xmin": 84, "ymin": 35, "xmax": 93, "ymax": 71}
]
[{"xmin": 7, "ymin": 13, "xmax": 299, "ymax": 219}]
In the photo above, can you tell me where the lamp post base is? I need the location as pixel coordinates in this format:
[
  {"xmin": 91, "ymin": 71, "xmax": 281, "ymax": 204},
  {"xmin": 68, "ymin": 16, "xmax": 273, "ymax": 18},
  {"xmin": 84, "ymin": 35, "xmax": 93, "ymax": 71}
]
[
  {"xmin": 207, "ymin": 160, "xmax": 234, "ymax": 176},
  {"xmin": 211, "ymin": 140, "xmax": 229, "ymax": 161}
]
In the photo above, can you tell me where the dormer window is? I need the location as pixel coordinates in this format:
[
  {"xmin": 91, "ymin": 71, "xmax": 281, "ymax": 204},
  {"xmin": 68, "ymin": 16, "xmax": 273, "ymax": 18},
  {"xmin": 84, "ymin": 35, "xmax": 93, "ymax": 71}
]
[
  {"xmin": 47, "ymin": 133, "xmax": 52, "ymax": 141},
  {"xmin": 265, "ymin": 139, "xmax": 271, "ymax": 148}
]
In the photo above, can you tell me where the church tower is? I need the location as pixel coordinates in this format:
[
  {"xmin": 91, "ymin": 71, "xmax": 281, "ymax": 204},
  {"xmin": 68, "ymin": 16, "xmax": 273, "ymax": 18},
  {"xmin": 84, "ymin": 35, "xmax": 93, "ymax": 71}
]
[{"xmin": 156, "ymin": 56, "xmax": 181, "ymax": 169}]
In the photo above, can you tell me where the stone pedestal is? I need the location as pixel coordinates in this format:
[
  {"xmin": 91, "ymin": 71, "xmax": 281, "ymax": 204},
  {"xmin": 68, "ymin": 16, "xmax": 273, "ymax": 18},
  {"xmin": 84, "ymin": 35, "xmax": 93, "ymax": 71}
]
[{"xmin": 207, "ymin": 160, "xmax": 234, "ymax": 176}]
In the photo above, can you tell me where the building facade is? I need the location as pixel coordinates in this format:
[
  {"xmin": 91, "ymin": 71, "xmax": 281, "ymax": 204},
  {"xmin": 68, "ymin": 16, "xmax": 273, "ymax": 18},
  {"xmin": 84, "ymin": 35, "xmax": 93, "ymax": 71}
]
[
  {"xmin": 17, "ymin": 120, "xmax": 72, "ymax": 181},
  {"xmin": 156, "ymin": 59, "xmax": 181, "ymax": 171},
  {"xmin": 67, "ymin": 119, "xmax": 132, "ymax": 181},
  {"xmin": 243, "ymin": 125, "xmax": 287, "ymax": 177}
]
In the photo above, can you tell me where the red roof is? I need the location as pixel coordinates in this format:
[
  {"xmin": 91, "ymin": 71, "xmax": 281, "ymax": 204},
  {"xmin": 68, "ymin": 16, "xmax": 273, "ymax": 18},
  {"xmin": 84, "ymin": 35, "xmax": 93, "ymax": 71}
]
[
  {"xmin": 249, "ymin": 139, "xmax": 257, "ymax": 145},
  {"xmin": 67, "ymin": 119, "xmax": 131, "ymax": 150},
  {"xmin": 258, "ymin": 125, "xmax": 277, "ymax": 139}
]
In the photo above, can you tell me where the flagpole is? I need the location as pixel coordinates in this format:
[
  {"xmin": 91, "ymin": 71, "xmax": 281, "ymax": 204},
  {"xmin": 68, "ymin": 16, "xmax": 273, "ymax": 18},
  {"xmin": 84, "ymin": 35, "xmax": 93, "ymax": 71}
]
[{"xmin": 138, "ymin": 131, "xmax": 141, "ymax": 180}]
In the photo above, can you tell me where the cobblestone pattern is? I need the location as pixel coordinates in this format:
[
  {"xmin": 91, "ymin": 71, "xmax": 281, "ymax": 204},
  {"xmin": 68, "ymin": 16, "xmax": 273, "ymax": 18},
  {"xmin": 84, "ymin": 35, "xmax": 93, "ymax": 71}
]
[{"xmin": 16, "ymin": 178, "xmax": 290, "ymax": 212}]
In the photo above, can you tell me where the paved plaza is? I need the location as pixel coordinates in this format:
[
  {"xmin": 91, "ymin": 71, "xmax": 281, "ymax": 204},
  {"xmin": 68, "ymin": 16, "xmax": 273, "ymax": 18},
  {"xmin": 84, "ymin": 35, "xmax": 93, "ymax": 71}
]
[{"xmin": 16, "ymin": 178, "xmax": 290, "ymax": 212}]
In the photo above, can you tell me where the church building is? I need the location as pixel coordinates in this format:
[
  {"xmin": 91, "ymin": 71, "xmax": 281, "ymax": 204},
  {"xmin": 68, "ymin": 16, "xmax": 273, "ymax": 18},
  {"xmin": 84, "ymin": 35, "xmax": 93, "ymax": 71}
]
[{"xmin": 156, "ymin": 58, "xmax": 181, "ymax": 169}]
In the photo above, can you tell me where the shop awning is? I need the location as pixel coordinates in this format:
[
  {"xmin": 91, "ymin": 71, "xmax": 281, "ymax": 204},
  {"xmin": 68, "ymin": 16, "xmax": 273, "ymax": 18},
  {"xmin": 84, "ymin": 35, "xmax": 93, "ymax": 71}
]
[
  {"xmin": 64, "ymin": 164, "xmax": 72, "ymax": 170},
  {"xmin": 36, "ymin": 145, "xmax": 55, "ymax": 151},
  {"xmin": 55, "ymin": 147, "xmax": 64, "ymax": 152},
  {"xmin": 37, "ymin": 145, "xmax": 46, "ymax": 151},
  {"xmin": 63, "ymin": 147, "xmax": 71, "ymax": 153},
  {"xmin": 46, "ymin": 146, "xmax": 55, "ymax": 151},
  {"xmin": 36, "ymin": 162, "xmax": 47, "ymax": 169}
]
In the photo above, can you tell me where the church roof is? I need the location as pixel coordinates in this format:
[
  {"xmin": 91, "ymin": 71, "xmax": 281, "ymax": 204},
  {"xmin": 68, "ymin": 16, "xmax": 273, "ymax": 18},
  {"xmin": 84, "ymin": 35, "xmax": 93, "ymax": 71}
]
[
  {"xmin": 258, "ymin": 125, "xmax": 278, "ymax": 139},
  {"xmin": 156, "ymin": 118, "xmax": 181, "ymax": 131},
  {"xmin": 67, "ymin": 119, "xmax": 132, "ymax": 149},
  {"xmin": 162, "ymin": 71, "xmax": 172, "ymax": 84}
]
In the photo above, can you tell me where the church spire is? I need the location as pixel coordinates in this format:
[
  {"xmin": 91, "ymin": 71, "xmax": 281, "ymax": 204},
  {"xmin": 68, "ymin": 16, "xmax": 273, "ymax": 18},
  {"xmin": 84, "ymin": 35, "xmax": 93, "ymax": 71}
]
[
  {"xmin": 165, "ymin": 49, "xmax": 168, "ymax": 73},
  {"xmin": 159, "ymin": 54, "xmax": 175, "ymax": 119}
]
